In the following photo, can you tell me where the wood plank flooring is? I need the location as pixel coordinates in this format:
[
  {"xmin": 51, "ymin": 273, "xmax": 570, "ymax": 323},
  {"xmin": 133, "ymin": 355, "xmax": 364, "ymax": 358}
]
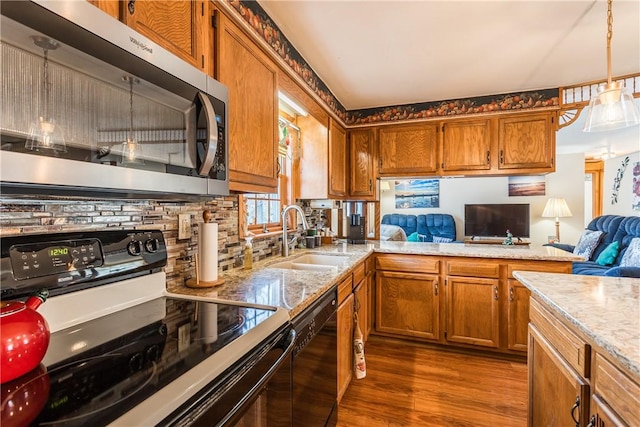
[{"xmin": 337, "ymin": 336, "xmax": 528, "ymax": 427}]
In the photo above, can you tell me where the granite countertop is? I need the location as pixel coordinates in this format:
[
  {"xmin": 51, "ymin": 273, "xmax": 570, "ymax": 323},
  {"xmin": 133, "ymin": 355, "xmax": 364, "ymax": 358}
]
[
  {"xmin": 167, "ymin": 241, "xmax": 582, "ymax": 319},
  {"xmin": 514, "ymin": 271, "xmax": 640, "ymax": 380}
]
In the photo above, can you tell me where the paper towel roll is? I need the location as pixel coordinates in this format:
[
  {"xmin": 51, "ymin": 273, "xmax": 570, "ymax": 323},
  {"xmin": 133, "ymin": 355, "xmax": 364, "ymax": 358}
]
[{"xmin": 198, "ymin": 222, "xmax": 218, "ymax": 282}]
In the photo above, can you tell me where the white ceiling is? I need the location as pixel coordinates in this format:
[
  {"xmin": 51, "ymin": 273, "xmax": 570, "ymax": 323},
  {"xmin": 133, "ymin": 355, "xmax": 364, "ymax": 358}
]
[{"xmin": 259, "ymin": 0, "xmax": 640, "ymax": 159}]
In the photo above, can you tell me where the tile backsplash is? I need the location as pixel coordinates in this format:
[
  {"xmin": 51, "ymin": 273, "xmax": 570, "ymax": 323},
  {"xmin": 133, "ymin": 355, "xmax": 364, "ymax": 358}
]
[{"xmin": 0, "ymin": 195, "xmax": 285, "ymax": 289}]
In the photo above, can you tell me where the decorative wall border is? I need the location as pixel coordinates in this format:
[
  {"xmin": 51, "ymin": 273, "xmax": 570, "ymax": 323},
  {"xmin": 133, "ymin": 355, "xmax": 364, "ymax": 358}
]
[{"xmin": 227, "ymin": 1, "xmax": 559, "ymax": 126}]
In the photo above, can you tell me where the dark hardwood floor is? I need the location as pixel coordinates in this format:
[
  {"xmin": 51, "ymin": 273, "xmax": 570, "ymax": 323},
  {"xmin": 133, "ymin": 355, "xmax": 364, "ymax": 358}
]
[{"xmin": 337, "ymin": 336, "xmax": 528, "ymax": 427}]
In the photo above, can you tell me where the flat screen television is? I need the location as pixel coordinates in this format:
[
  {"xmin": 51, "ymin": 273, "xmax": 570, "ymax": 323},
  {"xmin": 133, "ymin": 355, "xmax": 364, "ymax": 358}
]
[{"xmin": 464, "ymin": 204, "xmax": 530, "ymax": 238}]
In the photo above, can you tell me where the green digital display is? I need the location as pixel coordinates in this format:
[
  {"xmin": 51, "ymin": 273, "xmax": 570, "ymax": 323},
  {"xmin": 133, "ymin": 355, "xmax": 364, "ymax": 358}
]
[{"xmin": 49, "ymin": 247, "xmax": 69, "ymax": 257}]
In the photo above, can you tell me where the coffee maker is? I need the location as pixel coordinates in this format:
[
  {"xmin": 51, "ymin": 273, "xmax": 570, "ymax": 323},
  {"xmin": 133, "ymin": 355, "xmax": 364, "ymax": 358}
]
[{"xmin": 347, "ymin": 214, "xmax": 366, "ymax": 244}]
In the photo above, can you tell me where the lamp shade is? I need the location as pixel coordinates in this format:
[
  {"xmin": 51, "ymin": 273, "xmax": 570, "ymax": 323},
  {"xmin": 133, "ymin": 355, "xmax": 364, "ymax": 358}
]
[
  {"xmin": 541, "ymin": 198, "xmax": 573, "ymax": 218},
  {"xmin": 380, "ymin": 181, "xmax": 391, "ymax": 191},
  {"xmin": 583, "ymin": 82, "xmax": 640, "ymax": 132}
]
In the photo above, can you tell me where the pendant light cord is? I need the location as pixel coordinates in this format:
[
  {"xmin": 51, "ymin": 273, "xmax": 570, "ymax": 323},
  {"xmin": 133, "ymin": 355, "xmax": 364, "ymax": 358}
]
[
  {"xmin": 606, "ymin": 0, "xmax": 613, "ymax": 85},
  {"xmin": 128, "ymin": 77, "xmax": 134, "ymax": 142},
  {"xmin": 43, "ymin": 48, "xmax": 49, "ymax": 120}
]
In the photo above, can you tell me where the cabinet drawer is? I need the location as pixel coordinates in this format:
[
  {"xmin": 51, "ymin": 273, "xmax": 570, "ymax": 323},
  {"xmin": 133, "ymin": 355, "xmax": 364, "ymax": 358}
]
[
  {"xmin": 594, "ymin": 353, "xmax": 640, "ymax": 426},
  {"xmin": 507, "ymin": 261, "xmax": 571, "ymax": 278},
  {"xmin": 376, "ymin": 254, "xmax": 440, "ymax": 274},
  {"xmin": 446, "ymin": 260, "xmax": 499, "ymax": 278},
  {"xmin": 337, "ymin": 275, "xmax": 353, "ymax": 305},
  {"xmin": 529, "ymin": 299, "xmax": 590, "ymax": 378},
  {"xmin": 353, "ymin": 261, "xmax": 365, "ymax": 285}
]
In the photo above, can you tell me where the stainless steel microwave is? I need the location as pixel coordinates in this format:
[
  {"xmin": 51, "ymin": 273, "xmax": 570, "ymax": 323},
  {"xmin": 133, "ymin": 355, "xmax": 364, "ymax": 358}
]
[{"xmin": 0, "ymin": 1, "xmax": 228, "ymax": 199}]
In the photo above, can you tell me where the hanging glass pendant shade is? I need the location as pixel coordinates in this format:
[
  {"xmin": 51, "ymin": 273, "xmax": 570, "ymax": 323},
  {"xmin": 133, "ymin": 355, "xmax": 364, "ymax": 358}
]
[
  {"xmin": 583, "ymin": 0, "xmax": 640, "ymax": 132},
  {"xmin": 120, "ymin": 75, "xmax": 144, "ymax": 165},
  {"xmin": 25, "ymin": 36, "xmax": 67, "ymax": 152}
]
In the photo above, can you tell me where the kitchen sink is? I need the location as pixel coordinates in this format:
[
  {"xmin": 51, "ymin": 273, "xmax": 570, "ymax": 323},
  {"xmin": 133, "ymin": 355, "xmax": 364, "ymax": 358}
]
[{"xmin": 268, "ymin": 254, "xmax": 350, "ymax": 271}]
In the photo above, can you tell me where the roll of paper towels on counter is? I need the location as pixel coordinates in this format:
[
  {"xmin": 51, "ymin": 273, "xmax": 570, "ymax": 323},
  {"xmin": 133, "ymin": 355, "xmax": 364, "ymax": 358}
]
[{"xmin": 198, "ymin": 222, "xmax": 219, "ymax": 282}]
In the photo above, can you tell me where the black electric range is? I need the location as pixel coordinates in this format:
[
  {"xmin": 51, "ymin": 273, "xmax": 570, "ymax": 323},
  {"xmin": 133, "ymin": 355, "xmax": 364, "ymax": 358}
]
[{"xmin": 0, "ymin": 230, "xmax": 291, "ymax": 427}]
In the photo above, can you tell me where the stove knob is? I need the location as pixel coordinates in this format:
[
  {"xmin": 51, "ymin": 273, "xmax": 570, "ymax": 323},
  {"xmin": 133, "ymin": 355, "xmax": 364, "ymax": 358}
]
[
  {"xmin": 129, "ymin": 353, "xmax": 144, "ymax": 372},
  {"xmin": 146, "ymin": 345, "xmax": 161, "ymax": 362},
  {"xmin": 145, "ymin": 238, "xmax": 160, "ymax": 253},
  {"xmin": 127, "ymin": 240, "xmax": 142, "ymax": 256}
]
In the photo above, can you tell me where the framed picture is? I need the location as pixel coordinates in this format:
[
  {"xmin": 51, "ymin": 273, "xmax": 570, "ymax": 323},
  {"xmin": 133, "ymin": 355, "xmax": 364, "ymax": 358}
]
[
  {"xmin": 394, "ymin": 179, "xmax": 439, "ymax": 209},
  {"xmin": 508, "ymin": 175, "xmax": 546, "ymax": 196}
]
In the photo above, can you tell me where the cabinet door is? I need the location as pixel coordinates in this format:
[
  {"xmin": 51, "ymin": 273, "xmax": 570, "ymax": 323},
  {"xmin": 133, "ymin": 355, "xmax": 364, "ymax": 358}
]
[
  {"xmin": 296, "ymin": 114, "xmax": 328, "ymax": 200},
  {"xmin": 441, "ymin": 119, "xmax": 491, "ymax": 172},
  {"xmin": 328, "ymin": 118, "xmax": 347, "ymax": 198},
  {"xmin": 590, "ymin": 395, "xmax": 626, "ymax": 427},
  {"xmin": 348, "ymin": 128, "xmax": 376, "ymax": 200},
  {"xmin": 498, "ymin": 113, "xmax": 555, "ymax": 170},
  {"xmin": 445, "ymin": 277, "xmax": 499, "ymax": 348},
  {"xmin": 217, "ymin": 11, "xmax": 279, "ymax": 192},
  {"xmin": 376, "ymin": 271, "xmax": 439, "ymax": 341},
  {"xmin": 507, "ymin": 279, "xmax": 530, "ymax": 352},
  {"xmin": 337, "ymin": 293, "xmax": 353, "ymax": 403},
  {"xmin": 378, "ymin": 123, "xmax": 438, "ymax": 175},
  {"xmin": 123, "ymin": 0, "xmax": 206, "ymax": 70},
  {"xmin": 529, "ymin": 326, "xmax": 590, "ymax": 427},
  {"xmin": 87, "ymin": 0, "xmax": 120, "ymax": 19}
]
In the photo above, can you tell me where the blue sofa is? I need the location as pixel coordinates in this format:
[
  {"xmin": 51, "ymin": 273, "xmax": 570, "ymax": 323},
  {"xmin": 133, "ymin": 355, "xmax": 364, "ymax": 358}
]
[
  {"xmin": 548, "ymin": 215, "xmax": 640, "ymax": 277},
  {"xmin": 381, "ymin": 213, "xmax": 457, "ymax": 242}
]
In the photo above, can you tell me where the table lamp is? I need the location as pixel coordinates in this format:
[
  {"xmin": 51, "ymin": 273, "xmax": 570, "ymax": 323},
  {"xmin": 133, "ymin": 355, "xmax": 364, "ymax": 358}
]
[{"xmin": 542, "ymin": 198, "xmax": 573, "ymax": 242}]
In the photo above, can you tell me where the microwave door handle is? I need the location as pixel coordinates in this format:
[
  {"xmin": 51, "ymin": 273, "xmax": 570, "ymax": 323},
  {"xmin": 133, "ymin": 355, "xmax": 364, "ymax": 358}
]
[{"xmin": 196, "ymin": 92, "xmax": 218, "ymax": 176}]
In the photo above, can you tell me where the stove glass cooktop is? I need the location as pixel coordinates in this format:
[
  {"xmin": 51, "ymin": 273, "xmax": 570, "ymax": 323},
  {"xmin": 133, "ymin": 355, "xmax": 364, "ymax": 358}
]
[{"xmin": 0, "ymin": 296, "xmax": 278, "ymax": 427}]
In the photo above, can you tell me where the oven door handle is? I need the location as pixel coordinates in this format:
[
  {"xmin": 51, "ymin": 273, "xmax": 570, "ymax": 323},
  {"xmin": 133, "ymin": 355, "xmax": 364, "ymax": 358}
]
[{"xmin": 218, "ymin": 328, "xmax": 296, "ymax": 427}]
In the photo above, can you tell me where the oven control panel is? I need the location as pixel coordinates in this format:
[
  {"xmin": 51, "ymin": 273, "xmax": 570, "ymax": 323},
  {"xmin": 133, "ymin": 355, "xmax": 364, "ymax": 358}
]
[
  {"xmin": 9, "ymin": 239, "xmax": 104, "ymax": 281},
  {"xmin": 1, "ymin": 229, "xmax": 167, "ymax": 300}
]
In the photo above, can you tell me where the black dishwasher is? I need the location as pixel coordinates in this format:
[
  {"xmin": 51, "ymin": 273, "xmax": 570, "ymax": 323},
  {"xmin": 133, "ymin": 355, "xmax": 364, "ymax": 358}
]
[{"xmin": 291, "ymin": 288, "xmax": 338, "ymax": 427}]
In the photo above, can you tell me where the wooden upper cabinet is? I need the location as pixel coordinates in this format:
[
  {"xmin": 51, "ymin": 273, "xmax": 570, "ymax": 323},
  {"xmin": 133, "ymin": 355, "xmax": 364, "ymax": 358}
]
[
  {"xmin": 216, "ymin": 7, "xmax": 279, "ymax": 192},
  {"xmin": 441, "ymin": 119, "xmax": 492, "ymax": 173},
  {"xmin": 328, "ymin": 118, "xmax": 347, "ymax": 198},
  {"xmin": 498, "ymin": 112, "xmax": 555, "ymax": 171},
  {"xmin": 348, "ymin": 128, "xmax": 377, "ymax": 200},
  {"xmin": 87, "ymin": 0, "xmax": 120, "ymax": 19},
  {"xmin": 122, "ymin": 0, "xmax": 207, "ymax": 71},
  {"xmin": 297, "ymin": 114, "xmax": 328, "ymax": 200},
  {"xmin": 378, "ymin": 123, "xmax": 438, "ymax": 176}
]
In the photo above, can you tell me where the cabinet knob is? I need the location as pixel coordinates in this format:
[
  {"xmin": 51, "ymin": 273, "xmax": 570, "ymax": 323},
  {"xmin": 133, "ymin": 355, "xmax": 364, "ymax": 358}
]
[
  {"xmin": 434, "ymin": 281, "xmax": 438, "ymax": 296},
  {"xmin": 128, "ymin": 0, "xmax": 136, "ymax": 15},
  {"xmin": 486, "ymin": 150, "xmax": 490, "ymax": 164},
  {"xmin": 509, "ymin": 287, "xmax": 514, "ymax": 302},
  {"xmin": 493, "ymin": 286, "xmax": 499, "ymax": 301},
  {"xmin": 586, "ymin": 415, "xmax": 596, "ymax": 427},
  {"xmin": 499, "ymin": 149, "xmax": 504, "ymax": 164}
]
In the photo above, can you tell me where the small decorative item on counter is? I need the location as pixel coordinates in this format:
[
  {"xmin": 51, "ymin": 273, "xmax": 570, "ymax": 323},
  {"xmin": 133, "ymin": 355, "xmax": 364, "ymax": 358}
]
[
  {"xmin": 305, "ymin": 235, "xmax": 315, "ymax": 249},
  {"xmin": 1, "ymin": 288, "xmax": 50, "ymax": 384},
  {"xmin": 353, "ymin": 312, "xmax": 366, "ymax": 379},
  {"xmin": 502, "ymin": 229, "xmax": 514, "ymax": 246},
  {"xmin": 243, "ymin": 235, "xmax": 254, "ymax": 270}
]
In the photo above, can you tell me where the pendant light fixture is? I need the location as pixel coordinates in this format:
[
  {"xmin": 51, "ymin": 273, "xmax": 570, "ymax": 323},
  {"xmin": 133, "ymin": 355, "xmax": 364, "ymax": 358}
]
[
  {"xmin": 121, "ymin": 75, "xmax": 144, "ymax": 165},
  {"xmin": 25, "ymin": 36, "xmax": 67, "ymax": 152},
  {"xmin": 583, "ymin": 0, "xmax": 640, "ymax": 132}
]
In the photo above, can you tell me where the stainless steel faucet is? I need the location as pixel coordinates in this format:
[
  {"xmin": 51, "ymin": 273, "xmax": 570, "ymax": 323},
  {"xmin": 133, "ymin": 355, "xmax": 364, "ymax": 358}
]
[{"xmin": 281, "ymin": 204, "xmax": 309, "ymax": 257}]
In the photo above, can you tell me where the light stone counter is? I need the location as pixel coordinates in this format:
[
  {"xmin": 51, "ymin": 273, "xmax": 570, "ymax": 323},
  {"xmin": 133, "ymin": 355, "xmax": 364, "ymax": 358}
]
[
  {"xmin": 514, "ymin": 271, "xmax": 640, "ymax": 379},
  {"xmin": 167, "ymin": 241, "xmax": 583, "ymax": 319}
]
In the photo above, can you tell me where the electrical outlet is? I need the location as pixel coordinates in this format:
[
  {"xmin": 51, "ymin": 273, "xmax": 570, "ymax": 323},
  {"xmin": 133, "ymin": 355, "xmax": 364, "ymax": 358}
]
[{"xmin": 178, "ymin": 214, "xmax": 191, "ymax": 239}]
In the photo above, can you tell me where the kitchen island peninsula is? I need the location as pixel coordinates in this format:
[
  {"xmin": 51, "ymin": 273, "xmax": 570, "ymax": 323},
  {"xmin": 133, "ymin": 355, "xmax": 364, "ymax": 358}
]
[{"xmin": 515, "ymin": 271, "xmax": 639, "ymax": 427}]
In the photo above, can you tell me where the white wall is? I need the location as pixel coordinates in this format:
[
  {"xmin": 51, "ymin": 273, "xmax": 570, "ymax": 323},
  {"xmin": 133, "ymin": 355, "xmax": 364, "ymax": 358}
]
[
  {"xmin": 602, "ymin": 151, "xmax": 640, "ymax": 216},
  {"xmin": 380, "ymin": 153, "xmax": 586, "ymax": 246}
]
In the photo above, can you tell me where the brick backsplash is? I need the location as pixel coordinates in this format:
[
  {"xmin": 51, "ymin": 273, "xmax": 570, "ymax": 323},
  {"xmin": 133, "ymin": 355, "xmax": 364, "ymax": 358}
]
[{"xmin": 0, "ymin": 196, "xmax": 324, "ymax": 289}]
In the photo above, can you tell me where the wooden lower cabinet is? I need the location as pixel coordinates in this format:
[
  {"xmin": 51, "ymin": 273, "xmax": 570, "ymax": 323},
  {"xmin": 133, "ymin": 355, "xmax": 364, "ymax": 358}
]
[
  {"xmin": 337, "ymin": 292, "xmax": 353, "ymax": 403},
  {"xmin": 445, "ymin": 276, "xmax": 499, "ymax": 348},
  {"xmin": 529, "ymin": 325, "xmax": 590, "ymax": 426},
  {"xmin": 354, "ymin": 279, "xmax": 368, "ymax": 343},
  {"xmin": 507, "ymin": 279, "xmax": 530, "ymax": 351},
  {"xmin": 590, "ymin": 395, "xmax": 625, "ymax": 427},
  {"xmin": 376, "ymin": 271, "xmax": 439, "ymax": 341}
]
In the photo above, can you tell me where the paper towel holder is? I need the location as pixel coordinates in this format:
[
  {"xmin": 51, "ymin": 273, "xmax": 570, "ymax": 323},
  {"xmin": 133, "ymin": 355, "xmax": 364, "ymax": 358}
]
[{"xmin": 186, "ymin": 210, "xmax": 225, "ymax": 288}]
